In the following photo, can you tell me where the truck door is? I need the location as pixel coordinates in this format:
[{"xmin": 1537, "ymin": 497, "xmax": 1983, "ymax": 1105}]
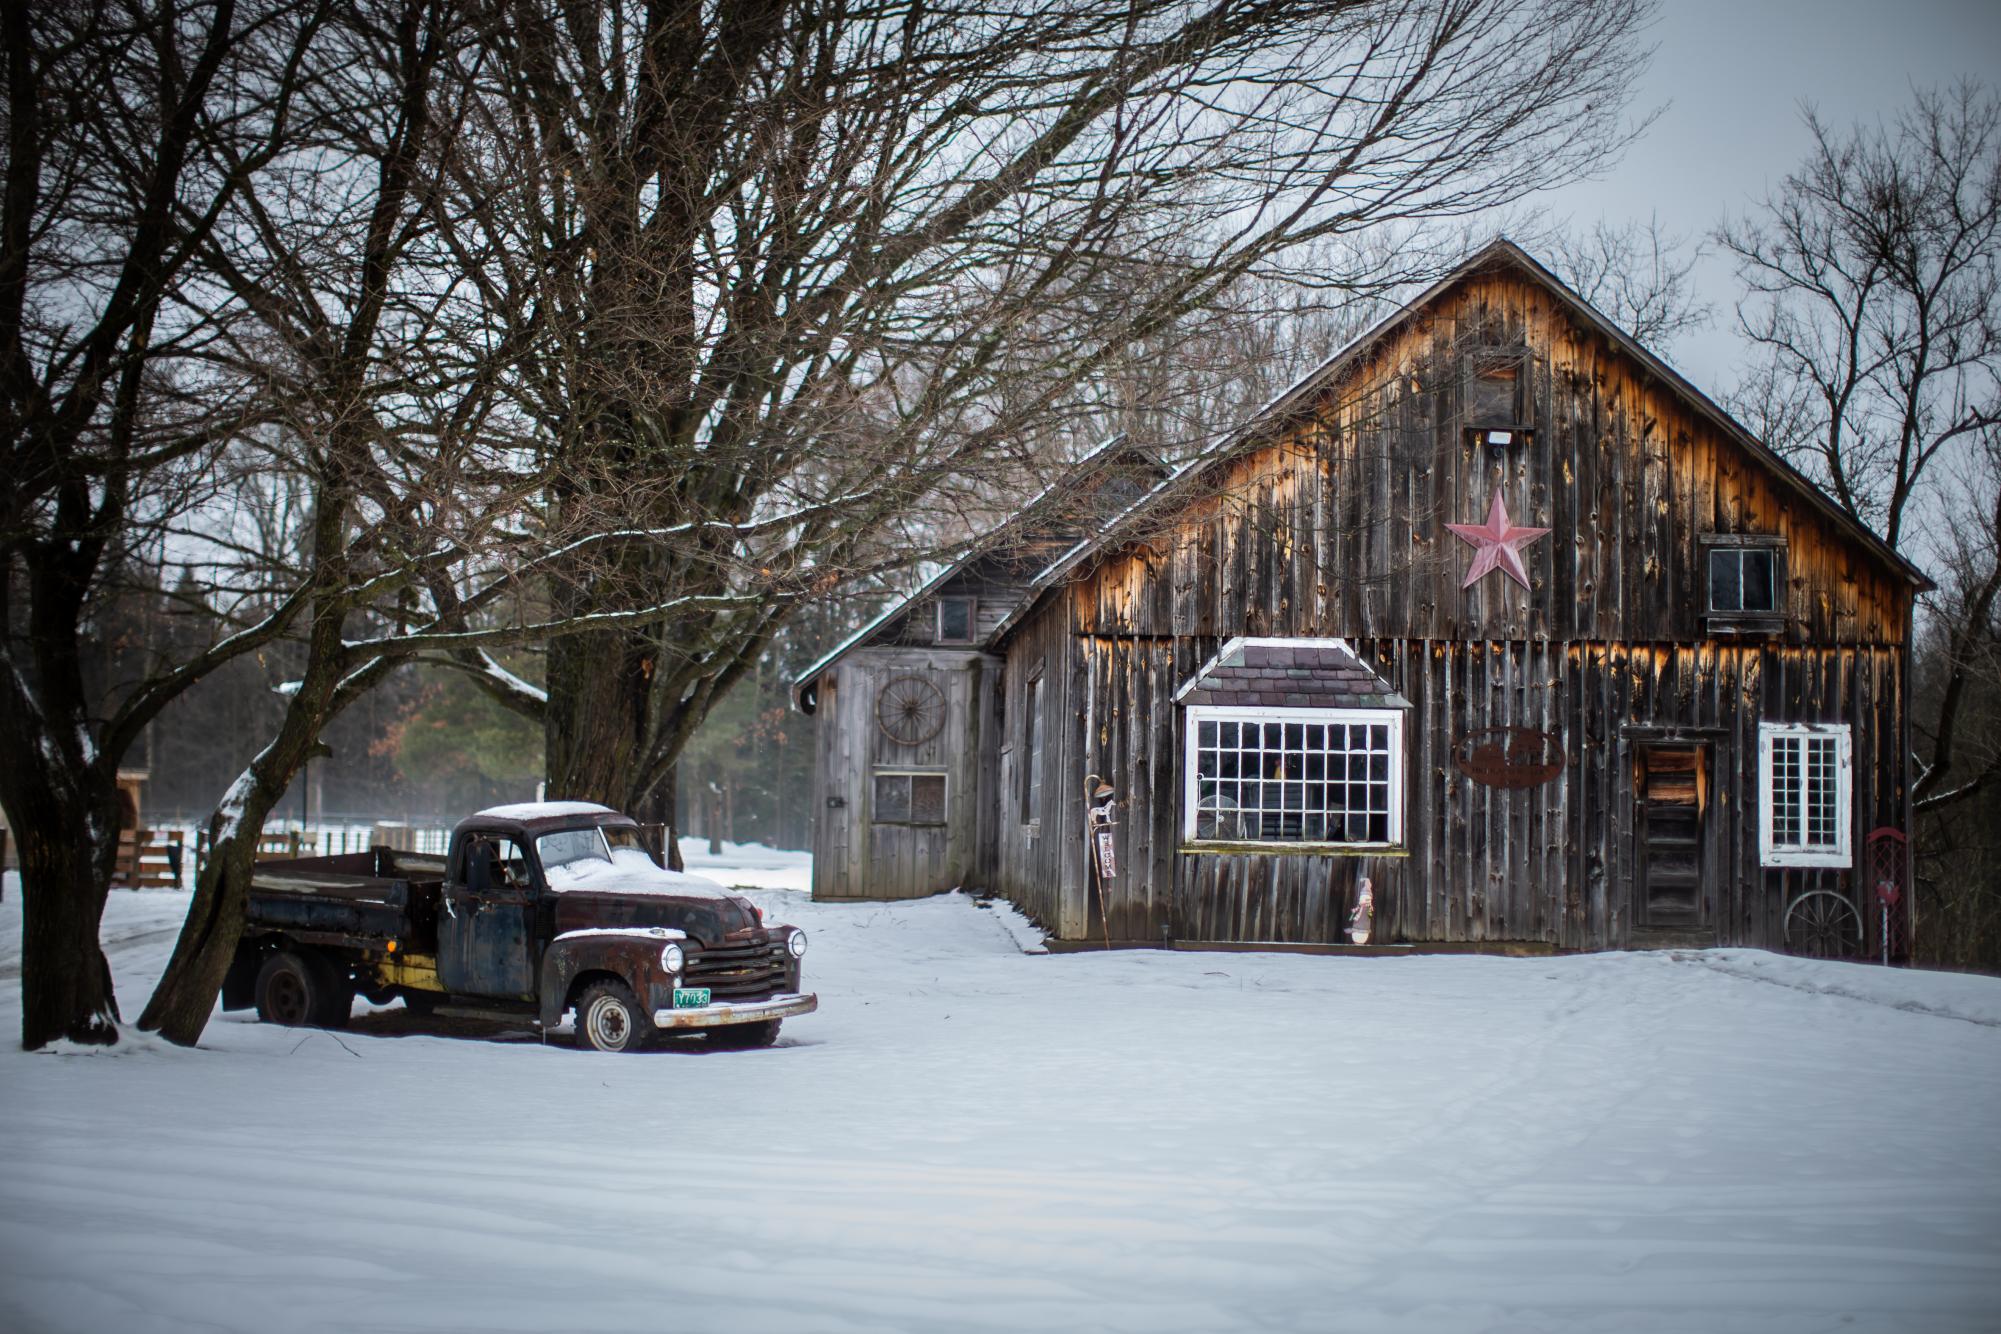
[{"xmin": 439, "ymin": 835, "xmax": 538, "ymax": 998}]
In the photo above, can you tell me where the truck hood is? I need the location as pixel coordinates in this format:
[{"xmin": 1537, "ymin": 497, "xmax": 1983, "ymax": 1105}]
[{"xmin": 545, "ymin": 851, "xmax": 759, "ymax": 944}]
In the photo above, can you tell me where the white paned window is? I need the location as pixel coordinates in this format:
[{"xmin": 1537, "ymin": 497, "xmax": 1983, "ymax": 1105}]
[
  {"xmin": 1758, "ymin": 723, "xmax": 1852, "ymax": 867},
  {"xmin": 1183, "ymin": 706, "xmax": 1404, "ymax": 847}
]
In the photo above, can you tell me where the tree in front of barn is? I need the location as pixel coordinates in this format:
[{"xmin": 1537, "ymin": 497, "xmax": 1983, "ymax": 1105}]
[
  {"xmin": 430, "ymin": 0, "xmax": 1658, "ymax": 855},
  {"xmin": 1719, "ymin": 83, "xmax": 2001, "ymax": 964}
]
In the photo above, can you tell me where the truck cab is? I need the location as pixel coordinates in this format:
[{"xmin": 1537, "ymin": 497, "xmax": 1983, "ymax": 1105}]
[{"xmin": 224, "ymin": 802, "xmax": 816, "ymax": 1051}]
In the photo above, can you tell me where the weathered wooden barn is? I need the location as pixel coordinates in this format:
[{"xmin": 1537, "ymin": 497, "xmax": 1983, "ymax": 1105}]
[{"xmin": 797, "ymin": 240, "xmax": 1925, "ymax": 952}]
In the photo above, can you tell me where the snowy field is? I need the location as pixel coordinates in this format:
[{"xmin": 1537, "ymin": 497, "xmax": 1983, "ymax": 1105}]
[{"xmin": 3, "ymin": 847, "xmax": 2000, "ymax": 1334}]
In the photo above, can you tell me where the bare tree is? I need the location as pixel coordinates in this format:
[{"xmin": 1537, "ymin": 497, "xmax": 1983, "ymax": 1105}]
[
  {"xmin": 0, "ymin": 0, "xmax": 328, "ymax": 1047},
  {"xmin": 1545, "ymin": 215, "xmax": 1710, "ymax": 352},
  {"xmin": 431, "ymin": 0, "xmax": 1657, "ymax": 846},
  {"xmin": 1719, "ymin": 84, "xmax": 2001, "ymax": 553}
]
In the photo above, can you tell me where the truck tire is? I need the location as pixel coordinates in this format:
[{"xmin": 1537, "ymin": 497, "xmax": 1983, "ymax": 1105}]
[
  {"xmin": 707, "ymin": 1020, "xmax": 781, "ymax": 1049},
  {"xmin": 254, "ymin": 950, "xmax": 350, "ymax": 1029},
  {"xmin": 575, "ymin": 980, "xmax": 653, "ymax": 1053}
]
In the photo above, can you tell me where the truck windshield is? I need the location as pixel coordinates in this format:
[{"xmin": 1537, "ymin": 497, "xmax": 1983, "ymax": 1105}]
[
  {"xmin": 537, "ymin": 827, "xmax": 611, "ymax": 873},
  {"xmin": 537, "ymin": 825, "xmax": 658, "ymax": 877}
]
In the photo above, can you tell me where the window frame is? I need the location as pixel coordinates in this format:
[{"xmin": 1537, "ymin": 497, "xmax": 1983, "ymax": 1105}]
[
  {"xmin": 935, "ymin": 595, "xmax": 977, "ymax": 644},
  {"xmin": 1757, "ymin": 722, "xmax": 1852, "ymax": 868},
  {"xmin": 1022, "ymin": 671, "xmax": 1044, "ymax": 828},
  {"xmin": 870, "ymin": 768, "xmax": 950, "ymax": 827},
  {"xmin": 1699, "ymin": 533, "xmax": 1787, "ymax": 632},
  {"xmin": 1181, "ymin": 704, "xmax": 1406, "ymax": 850}
]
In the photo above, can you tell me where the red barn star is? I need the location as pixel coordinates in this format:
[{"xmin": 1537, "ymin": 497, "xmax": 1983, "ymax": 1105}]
[{"xmin": 1445, "ymin": 491, "xmax": 1550, "ymax": 590}]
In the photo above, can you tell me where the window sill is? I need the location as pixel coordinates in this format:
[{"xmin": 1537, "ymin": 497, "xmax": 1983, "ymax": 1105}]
[
  {"xmin": 1761, "ymin": 850, "xmax": 1851, "ymax": 869},
  {"xmin": 1705, "ymin": 613, "xmax": 1784, "ymax": 637},
  {"xmin": 1179, "ymin": 841, "xmax": 1409, "ymax": 858}
]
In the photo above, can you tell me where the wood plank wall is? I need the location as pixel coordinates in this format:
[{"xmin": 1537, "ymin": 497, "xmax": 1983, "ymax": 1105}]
[
  {"xmin": 986, "ymin": 266, "xmax": 1912, "ymax": 947},
  {"xmin": 810, "ymin": 647, "xmax": 999, "ymax": 900}
]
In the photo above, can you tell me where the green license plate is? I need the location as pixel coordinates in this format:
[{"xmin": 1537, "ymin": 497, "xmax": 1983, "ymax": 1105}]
[{"xmin": 672, "ymin": 987, "xmax": 711, "ymax": 1008}]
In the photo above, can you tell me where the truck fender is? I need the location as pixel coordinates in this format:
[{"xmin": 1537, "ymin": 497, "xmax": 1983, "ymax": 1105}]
[{"xmin": 537, "ymin": 928, "xmax": 685, "ymax": 1029}]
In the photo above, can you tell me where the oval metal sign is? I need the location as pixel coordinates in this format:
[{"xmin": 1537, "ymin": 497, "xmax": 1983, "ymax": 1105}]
[{"xmin": 1454, "ymin": 726, "xmax": 1564, "ymax": 789}]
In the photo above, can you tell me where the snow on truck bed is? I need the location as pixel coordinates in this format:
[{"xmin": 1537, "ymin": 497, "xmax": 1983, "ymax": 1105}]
[{"xmin": 3, "ymin": 856, "xmax": 1999, "ymax": 1334}]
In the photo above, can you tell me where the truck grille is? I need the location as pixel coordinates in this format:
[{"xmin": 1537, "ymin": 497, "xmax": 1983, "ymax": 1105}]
[{"xmin": 685, "ymin": 940, "xmax": 788, "ymax": 1001}]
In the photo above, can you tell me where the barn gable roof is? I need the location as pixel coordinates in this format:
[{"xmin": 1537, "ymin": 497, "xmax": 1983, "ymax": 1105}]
[{"xmin": 989, "ymin": 239, "xmax": 1929, "ymax": 649}]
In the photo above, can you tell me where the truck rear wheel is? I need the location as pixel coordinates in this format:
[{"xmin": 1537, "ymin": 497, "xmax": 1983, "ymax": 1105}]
[
  {"xmin": 255, "ymin": 950, "xmax": 352, "ymax": 1029},
  {"xmin": 575, "ymin": 980, "xmax": 653, "ymax": 1053}
]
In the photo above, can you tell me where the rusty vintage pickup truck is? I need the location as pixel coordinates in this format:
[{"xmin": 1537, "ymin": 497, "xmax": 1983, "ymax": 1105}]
[{"xmin": 221, "ymin": 801, "xmax": 816, "ymax": 1051}]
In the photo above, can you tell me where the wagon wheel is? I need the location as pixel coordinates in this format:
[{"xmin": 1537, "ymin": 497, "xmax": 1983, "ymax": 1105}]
[
  {"xmin": 1783, "ymin": 889, "xmax": 1863, "ymax": 960},
  {"xmin": 876, "ymin": 676, "xmax": 946, "ymax": 746}
]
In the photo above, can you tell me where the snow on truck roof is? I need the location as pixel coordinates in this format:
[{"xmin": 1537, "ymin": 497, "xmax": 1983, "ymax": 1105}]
[{"xmin": 472, "ymin": 801, "xmax": 620, "ymax": 821}]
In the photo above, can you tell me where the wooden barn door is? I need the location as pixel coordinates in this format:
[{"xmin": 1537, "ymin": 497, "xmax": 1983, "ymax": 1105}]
[{"xmin": 1635, "ymin": 743, "xmax": 1709, "ymax": 929}]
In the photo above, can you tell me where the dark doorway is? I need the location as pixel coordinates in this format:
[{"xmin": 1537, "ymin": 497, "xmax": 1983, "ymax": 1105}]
[{"xmin": 1636, "ymin": 744, "xmax": 1708, "ymax": 928}]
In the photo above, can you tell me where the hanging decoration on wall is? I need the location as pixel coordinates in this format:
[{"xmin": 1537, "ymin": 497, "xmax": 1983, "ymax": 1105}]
[
  {"xmin": 875, "ymin": 675, "xmax": 946, "ymax": 746},
  {"xmin": 1454, "ymin": 726, "xmax": 1565, "ymax": 789},
  {"xmin": 1445, "ymin": 490, "xmax": 1550, "ymax": 590}
]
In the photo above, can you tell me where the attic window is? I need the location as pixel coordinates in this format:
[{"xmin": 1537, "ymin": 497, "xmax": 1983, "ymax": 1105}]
[
  {"xmin": 1470, "ymin": 365, "xmax": 1518, "ymax": 425},
  {"xmin": 1464, "ymin": 357, "xmax": 1531, "ymax": 451},
  {"xmin": 937, "ymin": 596, "xmax": 976, "ymax": 643},
  {"xmin": 1702, "ymin": 535, "xmax": 1786, "ymax": 632},
  {"xmin": 1709, "ymin": 547, "xmax": 1778, "ymax": 612}
]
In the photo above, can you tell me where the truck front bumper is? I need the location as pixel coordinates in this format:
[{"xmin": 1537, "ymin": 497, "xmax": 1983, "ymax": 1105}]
[{"xmin": 651, "ymin": 992, "xmax": 817, "ymax": 1030}]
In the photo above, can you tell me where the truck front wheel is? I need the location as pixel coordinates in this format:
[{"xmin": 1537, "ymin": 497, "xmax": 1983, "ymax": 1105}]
[
  {"xmin": 575, "ymin": 980, "xmax": 653, "ymax": 1053},
  {"xmin": 255, "ymin": 950, "xmax": 352, "ymax": 1029}
]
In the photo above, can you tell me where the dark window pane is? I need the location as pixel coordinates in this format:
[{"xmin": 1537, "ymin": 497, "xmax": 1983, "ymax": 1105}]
[
  {"xmin": 1710, "ymin": 549, "xmax": 1741, "ymax": 611},
  {"xmin": 1471, "ymin": 368, "xmax": 1517, "ymax": 425},
  {"xmin": 1199, "ymin": 721, "xmax": 1217, "ymax": 748},
  {"xmin": 873, "ymin": 774, "xmax": 911, "ymax": 823},
  {"xmin": 1264, "ymin": 723, "xmax": 1283, "ymax": 749},
  {"xmin": 1221, "ymin": 722, "xmax": 1238, "ymax": 748},
  {"xmin": 911, "ymin": 775, "xmax": 947, "ymax": 823},
  {"xmin": 937, "ymin": 597, "xmax": 974, "ymax": 642},
  {"xmin": 1742, "ymin": 549, "xmax": 1775, "ymax": 611}
]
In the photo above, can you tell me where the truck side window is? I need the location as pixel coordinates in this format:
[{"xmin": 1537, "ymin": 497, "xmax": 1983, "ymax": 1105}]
[
  {"xmin": 464, "ymin": 838, "xmax": 496, "ymax": 892},
  {"xmin": 462, "ymin": 836, "xmax": 529, "ymax": 891}
]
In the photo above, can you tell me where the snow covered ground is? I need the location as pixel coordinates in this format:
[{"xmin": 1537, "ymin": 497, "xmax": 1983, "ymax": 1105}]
[{"xmin": 2, "ymin": 851, "xmax": 1999, "ymax": 1334}]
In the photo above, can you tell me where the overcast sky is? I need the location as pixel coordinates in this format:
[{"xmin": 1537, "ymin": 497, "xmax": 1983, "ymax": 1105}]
[{"xmin": 1531, "ymin": 0, "xmax": 2001, "ymax": 391}]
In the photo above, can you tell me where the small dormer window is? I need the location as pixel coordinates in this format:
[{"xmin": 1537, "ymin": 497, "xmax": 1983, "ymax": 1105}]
[{"xmin": 937, "ymin": 596, "xmax": 976, "ymax": 643}]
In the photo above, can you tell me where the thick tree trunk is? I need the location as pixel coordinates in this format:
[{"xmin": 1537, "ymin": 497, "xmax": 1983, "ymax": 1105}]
[
  {"xmin": 14, "ymin": 814, "xmax": 121, "ymax": 1049},
  {"xmin": 136, "ymin": 798, "xmax": 268, "ymax": 1044},
  {"xmin": 0, "ymin": 728, "xmax": 123, "ymax": 1048},
  {"xmin": 543, "ymin": 624, "xmax": 654, "ymax": 806}
]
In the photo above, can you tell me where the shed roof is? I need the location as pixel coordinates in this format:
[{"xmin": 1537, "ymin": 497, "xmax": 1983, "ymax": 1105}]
[
  {"xmin": 1175, "ymin": 638, "xmax": 1408, "ymax": 711},
  {"xmin": 790, "ymin": 435, "xmax": 1164, "ymax": 711}
]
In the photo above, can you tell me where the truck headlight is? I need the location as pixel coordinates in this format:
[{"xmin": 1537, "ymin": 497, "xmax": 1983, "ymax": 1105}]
[
  {"xmin": 787, "ymin": 930, "xmax": 808, "ymax": 959},
  {"xmin": 660, "ymin": 943, "xmax": 685, "ymax": 974}
]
